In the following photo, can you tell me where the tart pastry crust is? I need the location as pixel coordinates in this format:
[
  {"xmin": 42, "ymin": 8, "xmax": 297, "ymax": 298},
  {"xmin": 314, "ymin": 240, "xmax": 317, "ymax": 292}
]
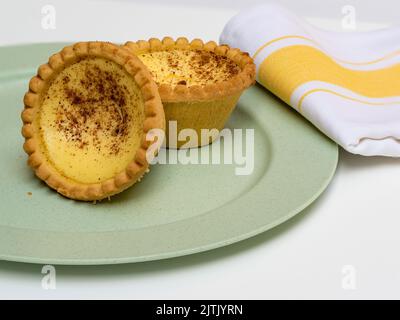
[{"xmin": 21, "ymin": 42, "xmax": 165, "ymax": 201}]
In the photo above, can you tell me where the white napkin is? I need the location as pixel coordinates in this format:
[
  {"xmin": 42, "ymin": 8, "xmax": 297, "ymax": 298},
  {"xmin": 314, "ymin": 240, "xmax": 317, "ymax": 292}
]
[{"xmin": 220, "ymin": 3, "xmax": 400, "ymax": 156}]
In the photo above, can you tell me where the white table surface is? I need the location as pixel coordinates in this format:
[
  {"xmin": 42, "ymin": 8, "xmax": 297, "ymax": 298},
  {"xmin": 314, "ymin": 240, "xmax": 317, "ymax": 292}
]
[{"xmin": 0, "ymin": 0, "xmax": 399, "ymax": 299}]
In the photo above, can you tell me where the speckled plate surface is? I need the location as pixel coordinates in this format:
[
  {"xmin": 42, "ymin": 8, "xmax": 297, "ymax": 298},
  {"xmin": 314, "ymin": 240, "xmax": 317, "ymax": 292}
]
[{"xmin": 0, "ymin": 43, "xmax": 338, "ymax": 265}]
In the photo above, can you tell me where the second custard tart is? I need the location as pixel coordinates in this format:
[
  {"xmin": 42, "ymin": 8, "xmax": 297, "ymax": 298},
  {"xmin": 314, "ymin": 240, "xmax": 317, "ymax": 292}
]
[{"xmin": 124, "ymin": 37, "xmax": 256, "ymax": 148}]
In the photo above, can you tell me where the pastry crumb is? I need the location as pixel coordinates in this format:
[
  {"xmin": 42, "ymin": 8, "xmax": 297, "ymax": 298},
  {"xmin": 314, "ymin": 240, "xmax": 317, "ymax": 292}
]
[{"xmin": 27, "ymin": 192, "xmax": 32, "ymax": 196}]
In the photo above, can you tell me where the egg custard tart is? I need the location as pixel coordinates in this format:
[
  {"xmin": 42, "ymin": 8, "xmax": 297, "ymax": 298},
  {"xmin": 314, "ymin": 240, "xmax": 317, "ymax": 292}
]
[
  {"xmin": 21, "ymin": 42, "xmax": 165, "ymax": 201},
  {"xmin": 124, "ymin": 37, "xmax": 255, "ymax": 148}
]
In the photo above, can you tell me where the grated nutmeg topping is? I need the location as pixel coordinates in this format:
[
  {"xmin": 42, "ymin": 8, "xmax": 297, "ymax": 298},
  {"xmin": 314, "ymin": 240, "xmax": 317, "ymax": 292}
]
[
  {"xmin": 139, "ymin": 49, "xmax": 241, "ymax": 87},
  {"xmin": 45, "ymin": 58, "xmax": 137, "ymax": 156}
]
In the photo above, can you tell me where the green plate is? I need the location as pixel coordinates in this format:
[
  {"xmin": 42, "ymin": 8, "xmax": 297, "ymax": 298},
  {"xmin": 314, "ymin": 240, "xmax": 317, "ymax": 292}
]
[{"xmin": 0, "ymin": 43, "xmax": 338, "ymax": 265}]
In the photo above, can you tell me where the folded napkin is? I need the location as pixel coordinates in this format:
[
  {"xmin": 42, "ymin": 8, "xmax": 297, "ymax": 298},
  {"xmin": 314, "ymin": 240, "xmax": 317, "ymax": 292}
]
[{"xmin": 220, "ymin": 4, "xmax": 400, "ymax": 156}]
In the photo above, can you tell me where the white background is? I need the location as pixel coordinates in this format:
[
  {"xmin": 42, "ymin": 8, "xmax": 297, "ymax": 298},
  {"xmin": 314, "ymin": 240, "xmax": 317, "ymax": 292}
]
[{"xmin": 1, "ymin": 0, "xmax": 400, "ymax": 299}]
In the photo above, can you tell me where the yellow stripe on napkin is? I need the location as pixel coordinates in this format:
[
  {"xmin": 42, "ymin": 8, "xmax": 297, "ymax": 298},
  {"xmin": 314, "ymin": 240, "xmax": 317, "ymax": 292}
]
[
  {"xmin": 253, "ymin": 35, "xmax": 400, "ymax": 66},
  {"xmin": 257, "ymin": 45, "xmax": 400, "ymax": 108}
]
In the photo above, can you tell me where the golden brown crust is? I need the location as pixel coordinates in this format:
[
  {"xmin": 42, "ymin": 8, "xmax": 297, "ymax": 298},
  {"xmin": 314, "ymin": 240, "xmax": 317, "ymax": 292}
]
[
  {"xmin": 123, "ymin": 37, "xmax": 256, "ymax": 103},
  {"xmin": 21, "ymin": 41, "xmax": 165, "ymax": 201}
]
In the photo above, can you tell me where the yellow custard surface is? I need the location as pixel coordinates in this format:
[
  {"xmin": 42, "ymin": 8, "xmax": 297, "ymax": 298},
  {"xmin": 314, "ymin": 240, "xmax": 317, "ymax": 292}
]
[
  {"xmin": 138, "ymin": 49, "xmax": 241, "ymax": 87},
  {"xmin": 38, "ymin": 57, "xmax": 145, "ymax": 184}
]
